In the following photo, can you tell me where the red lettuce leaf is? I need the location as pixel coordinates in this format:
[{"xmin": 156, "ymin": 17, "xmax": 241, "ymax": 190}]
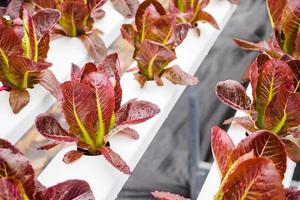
[
  {"xmin": 287, "ymin": 60, "xmax": 300, "ymax": 91},
  {"xmin": 0, "ymin": 139, "xmax": 36, "ymax": 199},
  {"xmin": 249, "ymin": 53, "xmax": 271, "ymax": 95},
  {"xmin": 91, "ymin": 6, "xmax": 105, "ymax": 21},
  {"xmin": 22, "ymin": 9, "xmax": 39, "ymax": 62},
  {"xmin": 169, "ymin": 0, "xmax": 219, "ymax": 30},
  {"xmin": 216, "ymin": 80, "xmax": 251, "ymax": 111},
  {"xmin": 265, "ymin": 90, "xmax": 300, "ymax": 135},
  {"xmin": 211, "ymin": 126, "xmax": 235, "ymax": 177},
  {"xmin": 110, "ymin": 0, "xmax": 139, "ymax": 18},
  {"xmin": 135, "ymin": 0, "xmax": 166, "ymax": 34},
  {"xmin": 4, "ymin": 0, "xmax": 23, "ymax": 19},
  {"xmin": 223, "ymin": 116, "xmax": 258, "ymax": 133},
  {"xmin": 0, "ymin": 178, "xmax": 27, "ymax": 200},
  {"xmin": 97, "ymin": 53, "xmax": 122, "ymax": 111},
  {"xmin": 214, "ymin": 157, "xmax": 284, "ymax": 199},
  {"xmin": 32, "ymin": 0, "xmax": 56, "ymax": 9},
  {"xmin": 118, "ymin": 127, "xmax": 139, "ymax": 140},
  {"xmin": 36, "ymin": 179, "xmax": 95, "ymax": 200},
  {"xmin": 0, "ymin": 139, "xmax": 95, "ymax": 199},
  {"xmin": 135, "ymin": 39, "xmax": 176, "ymax": 82},
  {"xmin": 9, "ymin": 89, "xmax": 30, "ymax": 114},
  {"xmin": 115, "ymin": 99, "xmax": 160, "ymax": 125},
  {"xmin": 83, "ymin": 72, "xmax": 115, "ymax": 136},
  {"xmin": 253, "ymin": 59, "xmax": 294, "ymax": 129},
  {"xmin": 88, "ymin": 0, "xmax": 107, "ymax": 11},
  {"xmin": 264, "ymin": 87, "xmax": 290, "ymax": 133},
  {"xmin": 173, "ymin": 23, "xmax": 191, "ymax": 46},
  {"xmin": 229, "ymin": 130, "xmax": 287, "ymax": 178},
  {"xmin": 0, "ymin": 25, "xmax": 23, "ymax": 88},
  {"xmin": 58, "ymin": 1, "xmax": 93, "ymax": 37},
  {"xmin": 120, "ymin": 24, "xmax": 137, "ymax": 47},
  {"xmin": 285, "ymin": 188, "xmax": 300, "ymax": 200},
  {"xmin": 104, "ymin": 99, "xmax": 160, "ymax": 141},
  {"xmin": 143, "ymin": 15, "xmax": 190, "ymax": 48},
  {"xmin": 154, "ymin": 74, "xmax": 163, "ymax": 86},
  {"xmin": 234, "ymin": 31, "xmax": 284, "ymax": 58},
  {"xmin": 0, "ymin": 24, "xmax": 22, "ymax": 57},
  {"xmin": 35, "ymin": 113, "xmax": 78, "ymax": 142},
  {"xmin": 37, "ymin": 141, "xmax": 60, "ymax": 151},
  {"xmin": 99, "ymin": 146, "xmax": 131, "ymax": 175},
  {"xmin": 63, "ymin": 150, "xmax": 84, "ymax": 164},
  {"xmin": 134, "ymin": 73, "xmax": 148, "ymax": 88},
  {"xmin": 281, "ymin": 0, "xmax": 300, "ymax": 56},
  {"xmin": 80, "ymin": 31, "xmax": 107, "ymax": 64},
  {"xmin": 39, "ymin": 69, "xmax": 60, "ymax": 99},
  {"xmin": 0, "ymin": 138, "xmax": 20, "ymax": 153},
  {"xmin": 163, "ymin": 65, "xmax": 198, "ymax": 85},
  {"xmin": 267, "ymin": 0, "xmax": 287, "ymax": 28},
  {"xmin": 32, "ymin": 8, "xmax": 61, "ymax": 39},
  {"xmin": 71, "ymin": 63, "xmax": 97, "ymax": 83},
  {"xmin": 282, "ymin": 138, "xmax": 300, "ymax": 162},
  {"xmin": 144, "ymin": 15, "xmax": 177, "ymax": 46},
  {"xmin": 288, "ymin": 125, "xmax": 300, "ymax": 138},
  {"xmin": 196, "ymin": 10, "xmax": 219, "ymax": 29},
  {"xmin": 7, "ymin": 55, "xmax": 50, "ymax": 88},
  {"xmin": 37, "ymin": 33, "xmax": 50, "ymax": 61},
  {"xmin": 58, "ymin": 81, "xmax": 97, "ymax": 144}
]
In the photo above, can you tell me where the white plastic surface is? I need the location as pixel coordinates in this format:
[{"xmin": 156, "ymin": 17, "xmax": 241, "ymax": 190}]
[
  {"xmin": 38, "ymin": 1, "xmax": 237, "ymax": 199},
  {"xmin": 0, "ymin": 3, "xmax": 125, "ymax": 144},
  {"xmin": 197, "ymin": 87, "xmax": 296, "ymax": 200}
]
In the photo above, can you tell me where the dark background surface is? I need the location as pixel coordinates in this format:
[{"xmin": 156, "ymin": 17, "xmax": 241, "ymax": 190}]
[
  {"xmin": 0, "ymin": 0, "xmax": 9, "ymax": 7},
  {"xmin": 118, "ymin": 0, "xmax": 272, "ymax": 199}
]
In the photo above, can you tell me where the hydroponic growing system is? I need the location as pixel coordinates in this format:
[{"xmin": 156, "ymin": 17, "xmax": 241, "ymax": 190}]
[{"xmin": 0, "ymin": 0, "xmax": 300, "ymax": 199}]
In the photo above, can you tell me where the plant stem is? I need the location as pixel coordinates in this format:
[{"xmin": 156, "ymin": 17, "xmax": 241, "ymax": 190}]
[
  {"xmin": 178, "ymin": 0, "xmax": 185, "ymax": 12},
  {"xmin": 73, "ymin": 99, "xmax": 96, "ymax": 150},
  {"xmin": 95, "ymin": 89, "xmax": 105, "ymax": 146}
]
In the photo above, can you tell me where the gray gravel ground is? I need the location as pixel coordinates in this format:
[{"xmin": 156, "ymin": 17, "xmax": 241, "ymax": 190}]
[{"xmin": 118, "ymin": 0, "xmax": 271, "ymax": 199}]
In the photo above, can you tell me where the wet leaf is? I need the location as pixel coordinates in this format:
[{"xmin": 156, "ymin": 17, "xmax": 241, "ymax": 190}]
[
  {"xmin": 99, "ymin": 146, "xmax": 131, "ymax": 175},
  {"xmin": 9, "ymin": 89, "xmax": 30, "ymax": 113},
  {"xmin": 110, "ymin": 0, "xmax": 139, "ymax": 18},
  {"xmin": 215, "ymin": 157, "xmax": 284, "ymax": 200},
  {"xmin": 63, "ymin": 150, "xmax": 84, "ymax": 164},
  {"xmin": 35, "ymin": 113, "xmax": 77, "ymax": 142},
  {"xmin": 163, "ymin": 65, "xmax": 198, "ymax": 85},
  {"xmin": 216, "ymin": 80, "xmax": 251, "ymax": 111},
  {"xmin": 211, "ymin": 126, "xmax": 235, "ymax": 177}
]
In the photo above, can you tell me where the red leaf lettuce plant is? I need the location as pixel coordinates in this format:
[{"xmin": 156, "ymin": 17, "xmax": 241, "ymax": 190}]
[
  {"xmin": 169, "ymin": 0, "xmax": 219, "ymax": 35},
  {"xmin": 35, "ymin": 53, "xmax": 160, "ymax": 174},
  {"xmin": 215, "ymin": 57, "xmax": 300, "ymax": 162},
  {"xmin": 31, "ymin": 0, "xmax": 139, "ymax": 63},
  {"xmin": 0, "ymin": 138, "xmax": 95, "ymax": 200},
  {"xmin": 121, "ymin": 0, "xmax": 199, "ymax": 87},
  {"xmin": 0, "ymin": 9, "xmax": 60, "ymax": 113},
  {"xmin": 235, "ymin": 0, "xmax": 300, "ymax": 60},
  {"xmin": 210, "ymin": 126, "xmax": 300, "ymax": 199}
]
